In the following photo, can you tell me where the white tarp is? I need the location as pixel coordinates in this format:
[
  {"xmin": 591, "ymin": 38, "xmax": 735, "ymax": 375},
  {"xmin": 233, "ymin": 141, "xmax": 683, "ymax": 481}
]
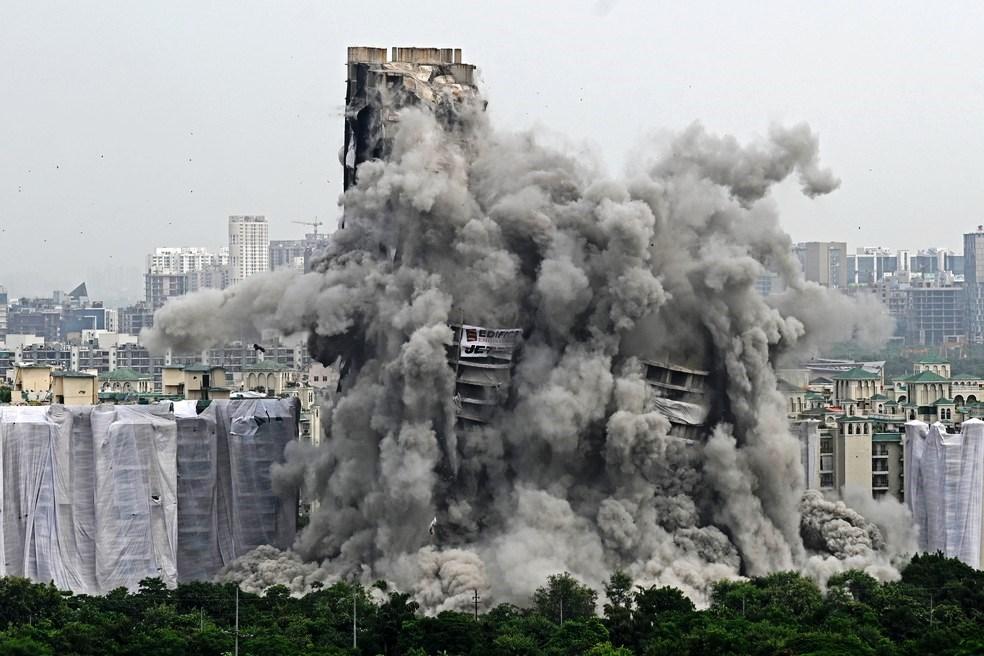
[
  {"xmin": 904, "ymin": 419, "xmax": 984, "ymax": 568},
  {"xmin": 1, "ymin": 406, "xmax": 70, "ymax": 586},
  {"xmin": 91, "ymin": 404, "xmax": 178, "ymax": 591},
  {"xmin": 206, "ymin": 399, "xmax": 297, "ymax": 563},
  {"xmin": 0, "ymin": 399, "xmax": 298, "ymax": 592},
  {"xmin": 175, "ymin": 411, "xmax": 221, "ymax": 582},
  {"xmin": 459, "ymin": 325, "xmax": 521, "ymax": 358},
  {"xmin": 648, "ymin": 397, "xmax": 708, "ymax": 426}
]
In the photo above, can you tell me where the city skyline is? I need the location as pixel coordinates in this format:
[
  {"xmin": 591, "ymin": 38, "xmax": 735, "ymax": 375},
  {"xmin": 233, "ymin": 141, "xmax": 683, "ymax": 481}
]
[{"xmin": 3, "ymin": 2, "xmax": 984, "ymax": 297}]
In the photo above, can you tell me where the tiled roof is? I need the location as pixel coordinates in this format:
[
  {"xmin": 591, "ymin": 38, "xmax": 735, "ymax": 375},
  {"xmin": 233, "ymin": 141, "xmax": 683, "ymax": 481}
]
[{"xmin": 833, "ymin": 367, "xmax": 880, "ymax": 380}]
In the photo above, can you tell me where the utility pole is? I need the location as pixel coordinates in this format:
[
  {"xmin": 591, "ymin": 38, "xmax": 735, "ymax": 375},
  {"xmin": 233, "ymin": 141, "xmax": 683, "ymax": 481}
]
[
  {"xmin": 929, "ymin": 594, "xmax": 934, "ymax": 627},
  {"xmin": 559, "ymin": 595, "xmax": 564, "ymax": 627},
  {"xmin": 235, "ymin": 586, "xmax": 240, "ymax": 656},
  {"xmin": 200, "ymin": 607, "xmax": 204, "ymax": 632},
  {"xmin": 353, "ymin": 588, "xmax": 358, "ymax": 650},
  {"xmin": 473, "ymin": 589, "xmax": 479, "ymax": 621}
]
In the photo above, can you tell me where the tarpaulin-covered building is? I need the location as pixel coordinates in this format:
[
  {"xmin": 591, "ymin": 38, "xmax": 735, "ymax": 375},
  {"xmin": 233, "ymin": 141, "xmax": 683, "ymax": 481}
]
[
  {"xmin": 0, "ymin": 398, "xmax": 298, "ymax": 593},
  {"xmin": 904, "ymin": 419, "xmax": 984, "ymax": 568}
]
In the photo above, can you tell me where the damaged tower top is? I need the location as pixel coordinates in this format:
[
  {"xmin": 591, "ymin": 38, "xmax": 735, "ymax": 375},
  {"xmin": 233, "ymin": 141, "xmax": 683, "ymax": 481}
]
[{"xmin": 342, "ymin": 46, "xmax": 478, "ymax": 192}]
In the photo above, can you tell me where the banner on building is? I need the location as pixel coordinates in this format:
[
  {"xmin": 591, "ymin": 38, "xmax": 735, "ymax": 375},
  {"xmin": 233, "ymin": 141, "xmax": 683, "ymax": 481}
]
[{"xmin": 459, "ymin": 325, "xmax": 521, "ymax": 358}]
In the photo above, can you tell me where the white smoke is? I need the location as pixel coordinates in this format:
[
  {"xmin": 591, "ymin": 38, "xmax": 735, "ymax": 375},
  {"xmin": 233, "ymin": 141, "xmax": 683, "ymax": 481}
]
[{"xmin": 147, "ymin": 89, "xmax": 901, "ymax": 610}]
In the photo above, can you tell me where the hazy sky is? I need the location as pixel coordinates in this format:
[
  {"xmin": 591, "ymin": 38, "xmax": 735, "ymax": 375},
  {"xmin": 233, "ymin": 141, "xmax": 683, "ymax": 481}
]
[{"xmin": 2, "ymin": 1, "xmax": 983, "ymax": 302}]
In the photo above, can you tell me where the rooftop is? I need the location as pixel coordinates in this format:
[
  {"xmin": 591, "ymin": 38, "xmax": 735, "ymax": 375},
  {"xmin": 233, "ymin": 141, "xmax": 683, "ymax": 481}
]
[
  {"xmin": 933, "ymin": 397, "xmax": 955, "ymax": 405},
  {"xmin": 98, "ymin": 367, "xmax": 151, "ymax": 381},
  {"xmin": 873, "ymin": 432, "xmax": 902, "ymax": 443},
  {"xmin": 778, "ymin": 379, "xmax": 804, "ymax": 393},
  {"xmin": 51, "ymin": 370, "xmax": 96, "ymax": 379},
  {"xmin": 242, "ymin": 361, "xmax": 291, "ymax": 372},
  {"xmin": 901, "ymin": 370, "xmax": 950, "ymax": 383},
  {"xmin": 184, "ymin": 363, "xmax": 222, "ymax": 373},
  {"xmin": 915, "ymin": 355, "xmax": 950, "ymax": 364},
  {"xmin": 833, "ymin": 367, "xmax": 880, "ymax": 381}
]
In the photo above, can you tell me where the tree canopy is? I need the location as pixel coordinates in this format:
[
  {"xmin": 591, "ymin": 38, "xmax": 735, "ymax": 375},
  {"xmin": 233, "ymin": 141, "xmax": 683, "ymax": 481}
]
[{"xmin": 0, "ymin": 553, "xmax": 980, "ymax": 655}]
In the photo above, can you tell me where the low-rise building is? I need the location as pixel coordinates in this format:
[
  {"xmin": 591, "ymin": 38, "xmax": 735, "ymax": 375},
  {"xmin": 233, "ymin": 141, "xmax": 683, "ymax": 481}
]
[
  {"xmin": 240, "ymin": 360, "xmax": 295, "ymax": 395},
  {"xmin": 50, "ymin": 370, "xmax": 97, "ymax": 405},
  {"xmin": 99, "ymin": 367, "xmax": 154, "ymax": 395},
  {"xmin": 12, "ymin": 363, "xmax": 53, "ymax": 404},
  {"xmin": 162, "ymin": 364, "xmax": 230, "ymax": 400}
]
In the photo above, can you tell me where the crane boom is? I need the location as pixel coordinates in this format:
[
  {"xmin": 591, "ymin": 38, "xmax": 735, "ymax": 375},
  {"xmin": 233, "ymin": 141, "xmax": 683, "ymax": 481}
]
[{"xmin": 292, "ymin": 218, "xmax": 324, "ymax": 237}]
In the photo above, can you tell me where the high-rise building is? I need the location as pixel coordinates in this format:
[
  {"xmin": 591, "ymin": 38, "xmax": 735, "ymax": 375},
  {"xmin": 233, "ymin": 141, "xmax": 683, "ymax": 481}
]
[
  {"xmin": 144, "ymin": 246, "xmax": 228, "ymax": 309},
  {"xmin": 794, "ymin": 241, "xmax": 848, "ymax": 288},
  {"xmin": 145, "ymin": 273, "xmax": 189, "ymax": 311},
  {"xmin": 147, "ymin": 247, "xmax": 220, "ymax": 274},
  {"xmin": 270, "ymin": 234, "xmax": 330, "ymax": 273},
  {"xmin": 964, "ymin": 228, "xmax": 984, "ymax": 343},
  {"xmin": 343, "ymin": 46, "xmax": 477, "ymax": 193},
  {"xmin": 0, "ymin": 285, "xmax": 7, "ymax": 340},
  {"xmin": 847, "ymin": 247, "xmax": 898, "ymax": 285},
  {"xmin": 905, "ymin": 282, "xmax": 965, "ymax": 346},
  {"xmin": 118, "ymin": 302, "xmax": 155, "ymax": 335},
  {"xmin": 228, "ymin": 215, "xmax": 269, "ymax": 285}
]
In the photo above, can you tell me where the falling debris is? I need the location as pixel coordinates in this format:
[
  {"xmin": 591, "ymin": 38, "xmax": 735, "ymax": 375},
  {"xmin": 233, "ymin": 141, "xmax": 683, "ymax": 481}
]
[{"xmin": 147, "ymin": 47, "xmax": 900, "ymax": 610}]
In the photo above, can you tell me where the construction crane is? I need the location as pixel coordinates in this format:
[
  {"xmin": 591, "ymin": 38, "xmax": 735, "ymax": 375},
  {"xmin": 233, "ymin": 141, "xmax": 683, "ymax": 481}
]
[{"xmin": 293, "ymin": 218, "xmax": 324, "ymax": 238}]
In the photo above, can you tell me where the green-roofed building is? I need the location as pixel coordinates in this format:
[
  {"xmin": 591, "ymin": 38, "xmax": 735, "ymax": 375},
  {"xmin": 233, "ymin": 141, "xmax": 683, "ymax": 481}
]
[
  {"xmin": 241, "ymin": 360, "xmax": 297, "ymax": 396},
  {"xmin": 901, "ymin": 369, "xmax": 952, "ymax": 422},
  {"xmin": 833, "ymin": 367, "xmax": 884, "ymax": 411},
  {"xmin": 913, "ymin": 356, "xmax": 950, "ymax": 379},
  {"xmin": 98, "ymin": 367, "xmax": 154, "ymax": 394},
  {"xmin": 950, "ymin": 373, "xmax": 984, "ymax": 414}
]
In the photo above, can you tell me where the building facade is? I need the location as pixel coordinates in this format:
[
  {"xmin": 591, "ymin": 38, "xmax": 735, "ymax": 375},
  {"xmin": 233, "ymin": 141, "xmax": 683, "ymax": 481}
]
[
  {"xmin": 964, "ymin": 228, "xmax": 984, "ymax": 343},
  {"xmin": 0, "ymin": 285, "xmax": 7, "ymax": 340},
  {"xmin": 795, "ymin": 241, "xmax": 848, "ymax": 289},
  {"xmin": 228, "ymin": 215, "xmax": 269, "ymax": 285}
]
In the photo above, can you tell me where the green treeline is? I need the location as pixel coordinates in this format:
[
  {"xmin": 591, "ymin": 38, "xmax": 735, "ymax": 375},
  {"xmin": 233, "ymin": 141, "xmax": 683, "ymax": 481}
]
[{"xmin": 0, "ymin": 553, "xmax": 981, "ymax": 655}]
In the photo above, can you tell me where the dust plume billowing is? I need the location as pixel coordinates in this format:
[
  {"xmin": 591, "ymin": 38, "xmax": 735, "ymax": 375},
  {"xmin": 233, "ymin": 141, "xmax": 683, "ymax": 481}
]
[{"xmin": 145, "ymin": 92, "xmax": 904, "ymax": 608}]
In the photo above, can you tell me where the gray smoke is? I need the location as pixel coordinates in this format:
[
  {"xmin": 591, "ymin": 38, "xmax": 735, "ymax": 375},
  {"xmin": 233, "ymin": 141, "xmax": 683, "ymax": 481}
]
[
  {"xmin": 799, "ymin": 489, "xmax": 915, "ymax": 589},
  {"xmin": 147, "ymin": 90, "xmax": 900, "ymax": 608}
]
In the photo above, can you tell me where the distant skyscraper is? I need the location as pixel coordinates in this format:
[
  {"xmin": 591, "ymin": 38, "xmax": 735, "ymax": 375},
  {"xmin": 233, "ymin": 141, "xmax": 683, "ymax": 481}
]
[
  {"xmin": 270, "ymin": 234, "xmax": 329, "ymax": 273},
  {"xmin": 0, "ymin": 285, "xmax": 7, "ymax": 340},
  {"xmin": 228, "ymin": 216, "xmax": 270, "ymax": 285},
  {"xmin": 794, "ymin": 242, "xmax": 848, "ymax": 288},
  {"xmin": 964, "ymin": 228, "xmax": 984, "ymax": 343},
  {"xmin": 144, "ymin": 246, "xmax": 228, "ymax": 309}
]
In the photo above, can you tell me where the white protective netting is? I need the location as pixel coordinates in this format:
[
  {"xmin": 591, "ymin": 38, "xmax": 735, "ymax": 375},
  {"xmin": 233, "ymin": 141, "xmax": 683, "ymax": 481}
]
[
  {"xmin": 904, "ymin": 419, "xmax": 984, "ymax": 568},
  {"xmin": 0, "ymin": 399, "xmax": 298, "ymax": 592},
  {"xmin": 206, "ymin": 399, "xmax": 298, "ymax": 564},
  {"xmin": 91, "ymin": 404, "xmax": 179, "ymax": 590}
]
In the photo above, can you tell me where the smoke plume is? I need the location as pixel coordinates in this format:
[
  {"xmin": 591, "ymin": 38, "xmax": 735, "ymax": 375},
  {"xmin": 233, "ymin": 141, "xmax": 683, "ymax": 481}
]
[{"xmin": 149, "ymin": 90, "xmax": 900, "ymax": 608}]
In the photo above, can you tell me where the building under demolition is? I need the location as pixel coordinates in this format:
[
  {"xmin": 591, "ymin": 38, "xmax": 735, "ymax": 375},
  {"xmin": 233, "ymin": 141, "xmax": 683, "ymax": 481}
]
[
  {"xmin": 342, "ymin": 47, "xmax": 712, "ymax": 443},
  {"xmin": 343, "ymin": 46, "xmax": 478, "ymax": 194},
  {"xmin": 447, "ymin": 325, "xmax": 521, "ymax": 428},
  {"xmin": 642, "ymin": 359, "xmax": 710, "ymax": 440},
  {"xmin": 0, "ymin": 399, "xmax": 298, "ymax": 593}
]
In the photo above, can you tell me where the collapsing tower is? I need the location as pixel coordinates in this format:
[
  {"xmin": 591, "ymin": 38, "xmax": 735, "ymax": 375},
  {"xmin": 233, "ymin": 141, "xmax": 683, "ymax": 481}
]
[
  {"xmin": 343, "ymin": 46, "xmax": 478, "ymax": 193},
  {"xmin": 447, "ymin": 324, "xmax": 521, "ymax": 429},
  {"xmin": 641, "ymin": 359, "xmax": 710, "ymax": 440}
]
